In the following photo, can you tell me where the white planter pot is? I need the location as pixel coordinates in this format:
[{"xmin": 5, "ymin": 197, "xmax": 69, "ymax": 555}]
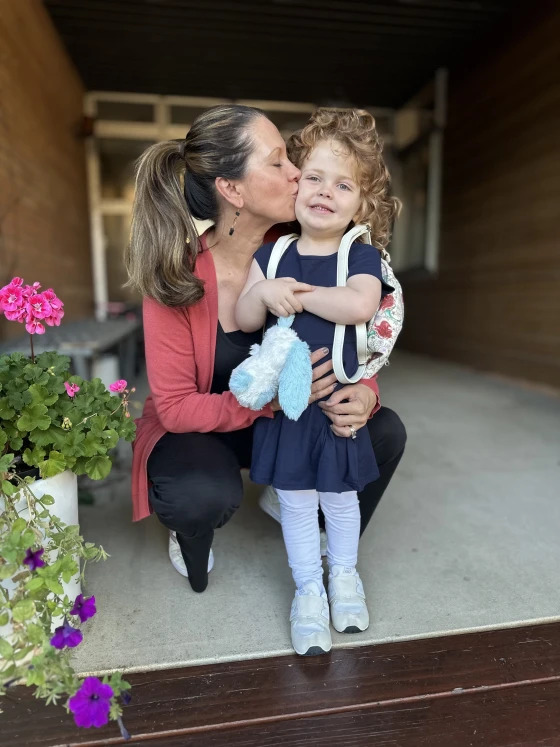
[{"xmin": 0, "ymin": 470, "xmax": 81, "ymax": 641}]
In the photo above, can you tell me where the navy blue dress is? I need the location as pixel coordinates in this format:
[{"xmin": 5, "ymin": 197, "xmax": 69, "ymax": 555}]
[{"xmin": 249, "ymin": 239, "xmax": 389, "ymax": 494}]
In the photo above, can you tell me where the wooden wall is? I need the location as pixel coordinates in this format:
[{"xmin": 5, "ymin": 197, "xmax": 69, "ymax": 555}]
[
  {"xmin": 398, "ymin": 4, "xmax": 560, "ymax": 390},
  {"xmin": 0, "ymin": 1, "xmax": 92, "ymax": 341}
]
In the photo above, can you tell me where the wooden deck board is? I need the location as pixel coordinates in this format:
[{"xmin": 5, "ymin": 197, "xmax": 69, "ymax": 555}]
[{"xmin": 2, "ymin": 622, "xmax": 560, "ymax": 746}]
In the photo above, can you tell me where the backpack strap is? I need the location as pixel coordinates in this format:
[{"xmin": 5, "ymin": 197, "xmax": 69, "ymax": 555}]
[
  {"xmin": 332, "ymin": 224, "xmax": 372, "ymax": 384},
  {"xmin": 266, "ymin": 234, "xmax": 299, "ymax": 279},
  {"xmin": 267, "ymin": 228, "xmax": 373, "ymax": 386}
]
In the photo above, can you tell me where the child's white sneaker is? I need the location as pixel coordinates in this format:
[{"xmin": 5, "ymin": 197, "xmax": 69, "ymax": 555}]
[
  {"xmin": 290, "ymin": 579, "xmax": 332, "ymax": 656},
  {"xmin": 328, "ymin": 565, "xmax": 369, "ymax": 633},
  {"xmin": 168, "ymin": 531, "xmax": 214, "ymax": 578}
]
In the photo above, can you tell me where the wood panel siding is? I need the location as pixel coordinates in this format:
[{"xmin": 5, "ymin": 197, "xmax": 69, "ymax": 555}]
[
  {"xmin": 0, "ymin": 1, "xmax": 92, "ymax": 341},
  {"xmin": 398, "ymin": 4, "xmax": 560, "ymax": 390}
]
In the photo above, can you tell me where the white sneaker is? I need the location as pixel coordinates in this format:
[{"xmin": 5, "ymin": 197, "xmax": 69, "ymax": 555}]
[
  {"xmin": 168, "ymin": 531, "xmax": 215, "ymax": 578},
  {"xmin": 290, "ymin": 580, "xmax": 332, "ymax": 656},
  {"xmin": 259, "ymin": 486, "xmax": 328, "ymax": 557},
  {"xmin": 258, "ymin": 485, "xmax": 282, "ymax": 522},
  {"xmin": 328, "ymin": 565, "xmax": 369, "ymax": 633}
]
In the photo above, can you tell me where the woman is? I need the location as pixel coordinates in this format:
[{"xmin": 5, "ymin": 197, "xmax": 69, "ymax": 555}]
[{"xmin": 125, "ymin": 105, "xmax": 406, "ymax": 594}]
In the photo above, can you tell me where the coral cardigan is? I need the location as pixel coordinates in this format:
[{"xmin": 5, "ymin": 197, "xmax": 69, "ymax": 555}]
[{"xmin": 131, "ymin": 232, "xmax": 380, "ymax": 522}]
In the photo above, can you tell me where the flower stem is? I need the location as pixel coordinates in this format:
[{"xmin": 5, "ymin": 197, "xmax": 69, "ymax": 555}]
[{"xmin": 29, "ymin": 333, "xmax": 35, "ymax": 363}]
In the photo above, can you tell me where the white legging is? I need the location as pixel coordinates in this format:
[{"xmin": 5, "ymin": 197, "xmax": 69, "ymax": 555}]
[{"xmin": 276, "ymin": 489, "xmax": 360, "ymax": 589}]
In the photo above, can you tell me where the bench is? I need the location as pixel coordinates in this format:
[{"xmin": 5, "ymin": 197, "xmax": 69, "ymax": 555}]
[{"xmin": 0, "ymin": 317, "xmax": 141, "ymax": 382}]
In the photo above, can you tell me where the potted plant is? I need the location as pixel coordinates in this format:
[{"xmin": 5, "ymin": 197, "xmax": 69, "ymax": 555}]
[{"xmin": 0, "ymin": 277, "xmax": 135, "ymax": 736}]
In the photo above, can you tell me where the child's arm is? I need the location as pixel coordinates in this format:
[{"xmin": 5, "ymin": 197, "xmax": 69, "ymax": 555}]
[
  {"xmin": 235, "ymin": 259, "xmax": 315, "ymax": 332},
  {"xmin": 299, "ymin": 274, "xmax": 381, "ymax": 325}
]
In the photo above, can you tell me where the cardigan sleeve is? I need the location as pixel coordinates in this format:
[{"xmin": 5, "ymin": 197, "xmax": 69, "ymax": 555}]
[
  {"xmin": 143, "ymin": 298, "xmax": 273, "ymax": 433},
  {"xmin": 359, "ymin": 375, "xmax": 381, "ymax": 417}
]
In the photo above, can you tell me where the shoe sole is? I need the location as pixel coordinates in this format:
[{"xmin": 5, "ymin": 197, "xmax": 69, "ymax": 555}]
[
  {"xmin": 300, "ymin": 645, "xmax": 331, "ymax": 656},
  {"xmin": 340, "ymin": 624, "xmax": 368, "ymax": 634}
]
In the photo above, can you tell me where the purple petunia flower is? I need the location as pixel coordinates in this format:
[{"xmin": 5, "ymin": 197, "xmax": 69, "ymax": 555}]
[
  {"xmin": 71, "ymin": 594, "xmax": 97, "ymax": 623},
  {"xmin": 50, "ymin": 620, "xmax": 83, "ymax": 650},
  {"xmin": 68, "ymin": 677, "xmax": 114, "ymax": 728},
  {"xmin": 23, "ymin": 547, "xmax": 45, "ymax": 571}
]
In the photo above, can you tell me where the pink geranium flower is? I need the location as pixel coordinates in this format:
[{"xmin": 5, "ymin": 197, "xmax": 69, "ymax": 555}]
[
  {"xmin": 0, "ymin": 283, "xmax": 23, "ymax": 312},
  {"xmin": 27, "ymin": 292, "xmax": 52, "ymax": 320},
  {"xmin": 109, "ymin": 380, "xmax": 127, "ymax": 394},
  {"xmin": 25, "ymin": 319, "xmax": 45, "ymax": 335},
  {"xmin": 64, "ymin": 382, "xmax": 80, "ymax": 397}
]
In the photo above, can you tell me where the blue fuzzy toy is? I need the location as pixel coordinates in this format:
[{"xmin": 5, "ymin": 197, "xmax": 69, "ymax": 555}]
[{"xmin": 229, "ymin": 316, "xmax": 312, "ymax": 421}]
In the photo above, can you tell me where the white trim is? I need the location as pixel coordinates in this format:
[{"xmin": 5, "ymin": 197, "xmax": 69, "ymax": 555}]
[
  {"xmin": 87, "ymin": 91, "xmax": 160, "ymax": 104},
  {"xmin": 94, "ymin": 120, "xmax": 160, "ymax": 140},
  {"xmin": 85, "ymin": 136, "xmax": 108, "ymax": 321},
  {"xmin": 235, "ymin": 99, "xmax": 315, "ymax": 112},
  {"xmin": 99, "ymin": 199, "xmax": 132, "ymax": 216},
  {"xmin": 425, "ymin": 68, "xmax": 447, "ymax": 274}
]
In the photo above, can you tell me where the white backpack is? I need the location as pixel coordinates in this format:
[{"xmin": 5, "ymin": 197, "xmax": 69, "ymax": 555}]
[{"xmin": 267, "ymin": 224, "xmax": 404, "ymax": 383}]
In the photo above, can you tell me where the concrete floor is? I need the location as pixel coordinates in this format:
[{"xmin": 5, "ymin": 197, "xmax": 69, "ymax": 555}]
[{"xmin": 72, "ymin": 352, "xmax": 560, "ymax": 676}]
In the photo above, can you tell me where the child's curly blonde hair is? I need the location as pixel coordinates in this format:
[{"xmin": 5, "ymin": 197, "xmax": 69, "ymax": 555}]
[{"xmin": 287, "ymin": 108, "xmax": 400, "ymax": 250}]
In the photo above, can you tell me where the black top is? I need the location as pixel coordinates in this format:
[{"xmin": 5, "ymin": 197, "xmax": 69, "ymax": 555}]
[{"xmin": 210, "ymin": 322, "xmax": 262, "ymax": 395}]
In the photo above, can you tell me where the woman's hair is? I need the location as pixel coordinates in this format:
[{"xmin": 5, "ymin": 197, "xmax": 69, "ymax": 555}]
[
  {"xmin": 287, "ymin": 108, "xmax": 401, "ymax": 250},
  {"xmin": 125, "ymin": 104, "xmax": 266, "ymax": 307}
]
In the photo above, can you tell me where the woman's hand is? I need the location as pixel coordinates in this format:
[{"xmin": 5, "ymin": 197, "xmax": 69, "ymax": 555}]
[
  {"xmin": 257, "ymin": 278, "xmax": 314, "ymax": 318},
  {"xmin": 309, "ymin": 348, "xmax": 338, "ymax": 403},
  {"xmin": 318, "ymin": 383, "xmax": 377, "ymax": 438}
]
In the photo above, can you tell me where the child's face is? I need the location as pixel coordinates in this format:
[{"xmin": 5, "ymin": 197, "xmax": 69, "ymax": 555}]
[{"xmin": 295, "ymin": 140, "xmax": 363, "ymax": 238}]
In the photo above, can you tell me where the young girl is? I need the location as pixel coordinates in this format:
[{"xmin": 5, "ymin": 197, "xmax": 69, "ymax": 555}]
[{"xmin": 235, "ymin": 109, "xmax": 399, "ymax": 656}]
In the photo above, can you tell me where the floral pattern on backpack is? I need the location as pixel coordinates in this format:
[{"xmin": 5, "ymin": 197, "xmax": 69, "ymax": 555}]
[{"xmin": 364, "ymin": 250, "xmax": 404, "ymax": 378}]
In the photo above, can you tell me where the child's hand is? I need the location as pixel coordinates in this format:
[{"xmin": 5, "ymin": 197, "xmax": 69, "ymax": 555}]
[{"xmin": 257, "ymin": 278, "xmax": 314, "ymax": 317}]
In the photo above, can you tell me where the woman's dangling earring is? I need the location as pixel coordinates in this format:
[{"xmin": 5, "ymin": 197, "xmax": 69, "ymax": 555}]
[{"xmin": 229, "ymin": 210, "xmax": 241, "ymax": 236}]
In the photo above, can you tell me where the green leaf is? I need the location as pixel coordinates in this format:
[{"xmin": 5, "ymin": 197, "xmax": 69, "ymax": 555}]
[
  {"xmin": 8, "ymin": 436, "xmax": 23, "ymax": 451},
  {"xmin": 39, "ymin": 451, "xmax": 66, "ymax": 479},
  {"xmin": 23, "ymin": 446, "xmax": 47, "ymax": 467},
  {"xmin": 0, "ymin": 429, "xmax": 7, "ymax": 451},
  {"xmin": 11, "ymin": 518, "xmax": 26, "ymax": 533},
  {"xmin": 17, "ymin": 404, "xmax": 51, "ymax": 432},
  {"xmin": 40, "ymin": 494, "xmax": 55, "ymax": 506},
  {"xmin": 82, "ymin": 432, "xmax": 106, "ymax": 457},
  {"xmin": 0, "ymin": 611, "xmax": 9, "ymax": 626},
  {"xmin": 101, "ymin": 428, "xmax": 119, "ymax": 450},
  {"xmin": 44, "ymin": 577, "xmax": 64, "ymax": 595},
  {"xmin": 1, "ymin": 480, "xmax": 16, "ymax": 496},
  {"xmin": 0, "ymin": 453, "xmax": 14, "ymax": 474},
  {"xmin": 0, "ymin": 564, "xmax": 18, "ymax": 580},
  {"xmin": 21, "ymin": 529, "xmax": 36, "ymax": 548},
  {"xmin": 28, "ymin": 383, "xmax": 59, "ymax": 407},
  {"xmin": 25, "ymin": 623, "xmax": 45, "ymax": 645},
  {"xmin": 85, "ymin": 455, "xmax": 112, "ymax": 480},
  {"xmin": 25, "ymin": 576, "xmax": 44, "ymax": 592},
  {"xmin": 12, "ymin": 599, "xmax": 36, "ymax": 622},
  {"xmin": 14, "ymin": 645, "xmax": 36, "ymax": 661},
  {"xmin": 0, "ymin": 638, "xmax": 14, "ymax": 659},
  {"xmin": 0, "ymin": 397, "xmax": 15, "ymax": 420}
]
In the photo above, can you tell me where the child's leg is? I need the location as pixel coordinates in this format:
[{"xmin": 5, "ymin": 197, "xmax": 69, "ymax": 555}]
[
  {"xmin": 276, "ymin": 488, "xmax": 331, "ymax": 656},
  {"xmin": 318, "ymin": 490, "xmax": 360, "ymax": 568},
  {"xmin": 276, "ymin": 488, "xmax": 322, "ymax": 588},
  {"xmin": 319, "ymin": 490, "xmax": 369, "ymax": 634}
]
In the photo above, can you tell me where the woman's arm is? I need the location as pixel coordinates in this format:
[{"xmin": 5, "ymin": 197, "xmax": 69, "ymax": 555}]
[
  {"xmin": 143, "ymin": 297, "xmax": 274, "ymax": 433},
  {"xmin": 300, "ymin": 275, "xmax": 381, "ymax": 325}
]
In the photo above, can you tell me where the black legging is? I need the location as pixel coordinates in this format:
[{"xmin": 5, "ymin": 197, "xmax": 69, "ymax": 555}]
[{"xmin": 148, "ymin": 406, "xmax": 406, "ymax": 592}]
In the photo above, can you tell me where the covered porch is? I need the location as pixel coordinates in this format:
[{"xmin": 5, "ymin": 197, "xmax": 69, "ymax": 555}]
[{"xmin": 73, "ymin": 351, "xmax": 560, "ymax": 676}]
